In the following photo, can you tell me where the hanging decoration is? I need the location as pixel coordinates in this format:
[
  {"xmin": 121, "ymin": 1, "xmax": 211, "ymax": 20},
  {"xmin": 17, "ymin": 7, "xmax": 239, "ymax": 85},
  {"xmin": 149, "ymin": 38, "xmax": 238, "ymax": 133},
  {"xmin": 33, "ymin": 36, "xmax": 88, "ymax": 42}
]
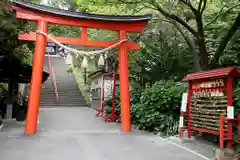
[
  {"xmin": 81, "ymin": 56, "xmax": 88, "ymax": 68},
  {"xmin": 65, "ymin": 54, "xmax": 73, "ymax": 65},
  {"xmin": 98, "ymin": 54, "xmax": 105, "ymax": 66},
  {"xmin": 36, "ymin": 30, "xmax": 128, "ymax": 68}
]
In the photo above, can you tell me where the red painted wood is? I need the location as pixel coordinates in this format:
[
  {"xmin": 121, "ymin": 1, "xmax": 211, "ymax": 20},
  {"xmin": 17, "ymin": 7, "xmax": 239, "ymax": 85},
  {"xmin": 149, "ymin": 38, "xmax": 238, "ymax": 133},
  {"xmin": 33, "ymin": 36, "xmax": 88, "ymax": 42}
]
[
  {"xmin": 105, "ymin": 72, "xmax": 119, "ymax": 122},
  {"xmin": 96, "ymin": 76, "xmax": 105, "ymax": 118},
  {"xmin": 81, "ymin": 27, "xmax": 88, "ymax": 40},
  {"xmin": 191, "ymin": 127, "xmax": 220, "ymax": 135},
  {"xmin": 237, "ymin": 114, "xmax": 240, "ymax": 137},
  {"xmin": 48, "ymin": 56, "xmax": 59, "ymax": 105},
  {"xmin": 184, "ymin": 67, "xmax": 240, "ymax": 81},
  {"xmin": 180, "ymin": 112, "xmax": 184, "ymax": 117},
  {"xmin": 187, "ymin": 82, "xmax": 192, "ymax": 138},
  {"xmin": 220, "ymin": 115, "xmax": 225, "ymax": 150},
  {"xmin": 179, "ymin": 127, "xmax": 183, "ymax": 137},
  {"xmin": 13, "ymin": 8, "xmax": 147, "ymax": 32},
  {"xmin": 111, "ymin": 72, "xmax": 117, "ymax": 117},
  {"xmin": 227, "ymin": 77, "xmax": 233, "ymax": 148},
  {"xmin": 18, "ymin": 33, "xmax": 140, "ymax": 50},
  {"xmin": 119, "ymin": 30, "xmax": 131, "ymax": 132},
  {"xmin": 25, "ymin": 20, "xmax": 48, "ymax": 135}
]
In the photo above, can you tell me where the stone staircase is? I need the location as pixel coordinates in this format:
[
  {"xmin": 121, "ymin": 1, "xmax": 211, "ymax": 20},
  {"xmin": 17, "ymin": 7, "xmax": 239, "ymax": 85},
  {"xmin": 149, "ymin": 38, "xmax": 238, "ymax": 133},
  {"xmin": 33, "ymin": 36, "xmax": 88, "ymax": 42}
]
[{"xmin": 40, "ymin": 56, "xmax": 86, "ymax": 107}]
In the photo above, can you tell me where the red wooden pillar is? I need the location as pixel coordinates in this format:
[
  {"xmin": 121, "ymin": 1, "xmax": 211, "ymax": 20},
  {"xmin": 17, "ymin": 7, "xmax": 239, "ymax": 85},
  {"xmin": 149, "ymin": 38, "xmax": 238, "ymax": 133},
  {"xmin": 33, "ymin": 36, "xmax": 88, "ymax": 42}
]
[
  {"xmin": 118, "ymin": 30, "xmax": 131, "ymax": 132},
  {"xmin": 220, "ymin": 114, "xmax": 225, "ymax": 150},
  {"xmin": 25, "ymin": 20, "xmax": 48, "ymax": 134},
  {"xmin": 237, "ymin": 114, "xmax": 240, "ymax": 137},
  {"xmin": 227, "ymin": 77, "xmax": 233, "ymax": 148},
  {"xmin": 112, "ymin": 72, "xmax": 117, "ymax": 114},
  {"xmin": 81, "ymin": 27, "xmax": 88, "ymax": 40},
  {"xmin": 187, "ymin": 82, "xmax": 193, "ymax": 138}
]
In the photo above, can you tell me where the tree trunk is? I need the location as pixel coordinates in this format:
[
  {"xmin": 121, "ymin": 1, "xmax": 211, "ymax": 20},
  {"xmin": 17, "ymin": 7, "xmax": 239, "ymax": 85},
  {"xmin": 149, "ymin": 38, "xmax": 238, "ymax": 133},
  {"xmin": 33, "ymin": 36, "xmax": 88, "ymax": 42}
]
[
  {"xmin": 195, "ymin": 14, "xmax": 209, "ymax": 70},
  {"xmin": 198, "ymin": 38, "xmax": 209, "ymax": 70},
  {"xmin": 173, "ymin": 22, "xmax": 201, "ymax": 71}
]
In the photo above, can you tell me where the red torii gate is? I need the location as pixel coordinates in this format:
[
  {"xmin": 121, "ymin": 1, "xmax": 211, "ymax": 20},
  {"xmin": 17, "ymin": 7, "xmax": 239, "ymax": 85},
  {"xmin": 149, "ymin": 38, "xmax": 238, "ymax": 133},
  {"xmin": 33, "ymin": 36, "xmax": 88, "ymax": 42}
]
[{"xmin": 11, "ymin": 0, "xmax": 151, "ymax": 134}]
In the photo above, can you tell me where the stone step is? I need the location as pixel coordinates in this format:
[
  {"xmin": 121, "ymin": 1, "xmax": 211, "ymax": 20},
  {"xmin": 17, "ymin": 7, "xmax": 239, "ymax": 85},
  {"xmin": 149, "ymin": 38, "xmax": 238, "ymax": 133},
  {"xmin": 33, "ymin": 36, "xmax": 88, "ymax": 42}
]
[
  {"xmin": 41, "ymin": 94, "xmax": 84, "ymax": 98},
  {"xmin": 41, "ymin": 90, "xmax": 81, "ymax": 93},
  {"xmin": 40, "ymin": 98, "xmax": 85, "ymax": 102},
  {"xmin": 40, "ymin": 101, "xmax": 85, "ymax": 104},
  {"xmin": 40, "ymin": 104, "xmax": 87, "ymax": 107},
  {"xmin": 40, "ymin": 56, "xmax": 86, "ymax": 108},
  {"xmin": 40, "ymin": 92, "xmax": 83, "ymax": 95},
  {"xmin": 41, "ymin": 101, "xmax": 85, "ymax": 105},
  {"xmin": 40, "ymin": 102, "xmax": 85, "ymax": 106}
]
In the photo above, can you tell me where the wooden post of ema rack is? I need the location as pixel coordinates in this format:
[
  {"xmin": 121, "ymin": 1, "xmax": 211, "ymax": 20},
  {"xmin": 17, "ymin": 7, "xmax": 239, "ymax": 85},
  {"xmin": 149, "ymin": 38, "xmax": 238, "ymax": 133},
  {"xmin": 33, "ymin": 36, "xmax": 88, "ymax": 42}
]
[
  {"xmin": 227, "ymin": 77, "xmax": 233, "ymax": 148},
  {"xmin": 219, "ymin": 114, "xmax": 225, "ymax": 150},
  {"xmin": 25, "ymin": 21, "xmax": 48, "ymax": 135},
  {"xmin": 118, "ymin": 30, "xmax": 131, "ymax": 132}
]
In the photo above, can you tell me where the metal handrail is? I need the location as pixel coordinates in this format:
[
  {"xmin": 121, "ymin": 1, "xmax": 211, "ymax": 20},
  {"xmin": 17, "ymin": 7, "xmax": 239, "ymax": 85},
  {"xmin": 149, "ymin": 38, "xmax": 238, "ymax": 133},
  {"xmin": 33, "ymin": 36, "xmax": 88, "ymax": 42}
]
[{"xmin": 48, "ymin": 56, "xmax": 59, "ymax": 104}]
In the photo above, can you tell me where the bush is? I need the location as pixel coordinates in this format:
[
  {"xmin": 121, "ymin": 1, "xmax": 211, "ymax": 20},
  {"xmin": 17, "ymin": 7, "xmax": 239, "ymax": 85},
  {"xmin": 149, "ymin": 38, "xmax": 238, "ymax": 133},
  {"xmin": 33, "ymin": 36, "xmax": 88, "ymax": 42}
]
[
  {"xmin": 104, "ymin": 88, "xmax": 143, "ymax": 118},
  {"xmin": 133, "ymin": 80, "xmax": 186, "ymax": 136},
  {"xmin": 104, "ymin": 80, "xmax": 186, "ymax": 136},
  {"xmin": 104, "ymin": 94, "xmax": 119, "ymax": 115}
]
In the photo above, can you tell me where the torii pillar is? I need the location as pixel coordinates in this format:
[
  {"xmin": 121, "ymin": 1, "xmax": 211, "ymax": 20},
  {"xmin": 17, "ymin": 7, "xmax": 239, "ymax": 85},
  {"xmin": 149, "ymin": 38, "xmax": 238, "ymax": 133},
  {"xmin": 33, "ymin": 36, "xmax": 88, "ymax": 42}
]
[
  {"xmin": 11, "ymin": 0, "xmax": 151, "ymax": 134},
  {"xmin": 26, "ymin": 21, "xmax": 48, "ymax": 134}
]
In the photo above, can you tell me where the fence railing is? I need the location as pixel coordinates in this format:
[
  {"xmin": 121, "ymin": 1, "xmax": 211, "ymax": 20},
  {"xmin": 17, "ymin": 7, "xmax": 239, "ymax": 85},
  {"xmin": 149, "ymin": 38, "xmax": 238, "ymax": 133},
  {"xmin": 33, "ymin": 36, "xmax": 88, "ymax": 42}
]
[{"xmin": 47, "ymin": 56, "xmax": 59, "ymax": 104}]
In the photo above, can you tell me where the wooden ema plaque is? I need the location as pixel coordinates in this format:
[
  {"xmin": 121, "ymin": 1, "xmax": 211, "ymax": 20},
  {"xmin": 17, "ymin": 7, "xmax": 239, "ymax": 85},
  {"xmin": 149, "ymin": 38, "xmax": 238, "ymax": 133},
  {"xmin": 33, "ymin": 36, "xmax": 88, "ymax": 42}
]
[
  {"xmin": 183, "ymin": 67, "xmax": 240, "ymax": 148},
  {"xmin": 191, "ymin": 79, "xmax": 227, "ymax": 134}
]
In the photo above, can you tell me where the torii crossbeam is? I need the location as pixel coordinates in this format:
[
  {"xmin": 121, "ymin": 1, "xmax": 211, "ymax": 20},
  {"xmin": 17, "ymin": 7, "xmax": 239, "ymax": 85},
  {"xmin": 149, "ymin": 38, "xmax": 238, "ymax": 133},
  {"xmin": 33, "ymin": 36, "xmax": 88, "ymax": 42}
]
[{"xmin": 10, "ymin": 0, "xmax": 151, "ymax": 135}]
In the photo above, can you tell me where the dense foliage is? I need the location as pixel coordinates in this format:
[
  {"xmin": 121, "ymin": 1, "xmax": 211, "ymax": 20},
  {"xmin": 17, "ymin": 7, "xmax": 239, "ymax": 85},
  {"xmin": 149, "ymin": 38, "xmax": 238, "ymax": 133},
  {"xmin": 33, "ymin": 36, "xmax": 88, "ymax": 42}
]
[
  {"xmin": 0, "ymin": 0, "xmax": 33, "ymax": 65},
  {"xmin": 105, "ymin": 81, "xmax": 186, "ymax": 136}
]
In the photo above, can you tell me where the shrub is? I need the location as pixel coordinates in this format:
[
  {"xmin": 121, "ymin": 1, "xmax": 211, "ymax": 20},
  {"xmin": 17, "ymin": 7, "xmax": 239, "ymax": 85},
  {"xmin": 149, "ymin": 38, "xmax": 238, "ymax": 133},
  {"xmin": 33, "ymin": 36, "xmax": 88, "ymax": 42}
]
[
  {"xmin": 104, "ymin": 88, "xmax": 143, "ymax": 118},
  {"xmin": 133, "ymin": 80, "xmax": 186, "ymax": 136},
  {"xmin": 104, "ymin": 93, "xmax": 119, "ymax": 115},
  {"xmin": 104, "ymin": 80, "xmax": 186, "ymax": 136}
]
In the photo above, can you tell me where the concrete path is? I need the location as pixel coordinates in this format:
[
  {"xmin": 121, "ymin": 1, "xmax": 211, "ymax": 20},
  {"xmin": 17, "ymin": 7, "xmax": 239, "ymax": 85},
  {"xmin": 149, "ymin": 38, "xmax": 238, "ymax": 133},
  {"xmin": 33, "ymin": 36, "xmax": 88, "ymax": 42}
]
[{"xmin": 0, "ymin": 107, "xmax": 210, "ymax": 160}]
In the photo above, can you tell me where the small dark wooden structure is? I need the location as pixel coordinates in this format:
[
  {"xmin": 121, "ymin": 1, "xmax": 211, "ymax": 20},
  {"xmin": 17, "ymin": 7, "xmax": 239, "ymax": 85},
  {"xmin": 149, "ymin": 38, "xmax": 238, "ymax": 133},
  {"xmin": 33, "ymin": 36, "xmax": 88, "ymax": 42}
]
[
  {"xmin": 0, "ymin": 56, "xmax": 49, "ymax": 83},
  {"xmin": 0, "ymin": 55, "xmax": 49, "ymax": 120}
]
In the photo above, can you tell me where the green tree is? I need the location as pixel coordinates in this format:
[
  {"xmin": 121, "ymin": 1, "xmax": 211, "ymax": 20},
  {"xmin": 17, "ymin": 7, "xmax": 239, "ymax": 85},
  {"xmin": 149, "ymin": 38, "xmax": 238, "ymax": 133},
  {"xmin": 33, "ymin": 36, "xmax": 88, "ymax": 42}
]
[
  {"xmin": 0, "ymin": 0, "xmax": 33, "ymax": 65},
  {"xmin": 76, "ymin": 0, "xmax": 240, "ymax": 71}
]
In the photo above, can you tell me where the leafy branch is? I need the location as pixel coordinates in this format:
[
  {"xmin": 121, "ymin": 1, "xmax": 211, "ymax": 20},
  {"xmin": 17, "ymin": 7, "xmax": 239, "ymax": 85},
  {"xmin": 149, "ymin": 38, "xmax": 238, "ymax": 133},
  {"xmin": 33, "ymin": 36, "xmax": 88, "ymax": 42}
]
[
  {"xmin": 179, "ymin": 0, "xmax": 198, "ymax": 14},
  {"xmin": 212, "ymin": 13, "xmax": 240, "ymax": 67},
  {"xmin": 204, "ymin": 3, "xmax": 240, "ymax": 29},
  {"xmin": 150, "ymin": 1, "xmax": 198, "ymax": 38}
]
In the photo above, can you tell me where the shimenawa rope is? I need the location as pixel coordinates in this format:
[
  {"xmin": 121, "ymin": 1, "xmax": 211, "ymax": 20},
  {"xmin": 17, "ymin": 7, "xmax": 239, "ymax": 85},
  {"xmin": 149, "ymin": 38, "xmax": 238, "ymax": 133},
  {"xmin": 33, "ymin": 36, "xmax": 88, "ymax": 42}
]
[
  {"xmin": 36, "ymin": 30, "xmax": 127, "ymax": 56},
  {"xmin": 36, "ymin": 30, "xmax": 128, "ymax": 68}
]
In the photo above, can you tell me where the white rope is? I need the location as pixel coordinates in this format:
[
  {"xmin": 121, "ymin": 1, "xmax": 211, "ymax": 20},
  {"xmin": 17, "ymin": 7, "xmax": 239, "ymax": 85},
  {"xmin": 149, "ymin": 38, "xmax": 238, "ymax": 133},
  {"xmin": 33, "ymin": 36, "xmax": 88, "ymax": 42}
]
[{"xmin": 36, "ymin": 30, "xmax": 128, "ymax": 57}]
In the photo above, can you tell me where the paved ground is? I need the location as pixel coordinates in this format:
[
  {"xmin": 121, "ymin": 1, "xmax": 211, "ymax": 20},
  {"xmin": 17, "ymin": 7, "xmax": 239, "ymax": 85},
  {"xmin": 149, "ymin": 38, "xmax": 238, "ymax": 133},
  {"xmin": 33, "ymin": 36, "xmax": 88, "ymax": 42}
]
[{"xmin": 0, "ymin": 107, "xmax": 211, "ymax": 160}]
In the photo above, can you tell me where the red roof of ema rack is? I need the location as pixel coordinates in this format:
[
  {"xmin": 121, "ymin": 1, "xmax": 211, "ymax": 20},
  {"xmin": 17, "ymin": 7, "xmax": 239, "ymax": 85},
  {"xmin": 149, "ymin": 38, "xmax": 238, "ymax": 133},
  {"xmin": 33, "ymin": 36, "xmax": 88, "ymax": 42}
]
[{"xmin": 183, "ymin": 66, "xmax": 240, "ymax": 81}]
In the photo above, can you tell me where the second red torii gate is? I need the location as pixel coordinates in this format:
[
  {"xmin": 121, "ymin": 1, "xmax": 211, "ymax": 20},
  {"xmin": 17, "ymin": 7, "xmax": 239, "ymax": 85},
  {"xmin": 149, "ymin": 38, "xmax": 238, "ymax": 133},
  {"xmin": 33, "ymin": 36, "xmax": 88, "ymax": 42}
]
[{"xmin": 11, "ymin": 0, "xmax": 151, "ymax": 134}]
